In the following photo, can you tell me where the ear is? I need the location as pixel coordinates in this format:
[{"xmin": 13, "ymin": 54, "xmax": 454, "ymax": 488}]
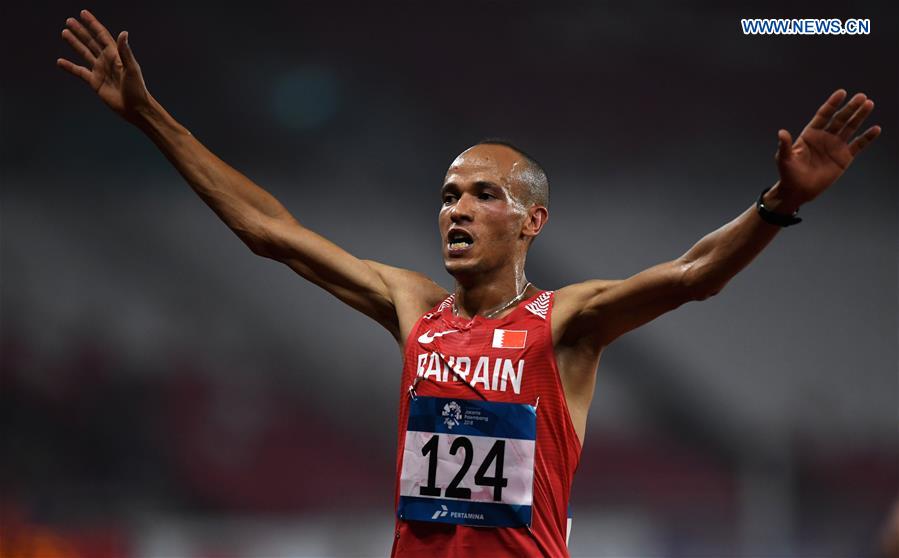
[{"xmin": 521, "ymin": 205, "xmax": 548, "ymax": 240}]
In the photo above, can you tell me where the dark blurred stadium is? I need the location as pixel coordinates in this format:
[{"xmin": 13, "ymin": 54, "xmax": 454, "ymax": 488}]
[{"xmin": 2, "ymin": 1, "xmax": 896, "ymax": 556}]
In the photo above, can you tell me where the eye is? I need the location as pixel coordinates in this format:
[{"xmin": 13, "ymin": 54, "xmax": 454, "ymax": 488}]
[
  {"xmin": 442, "ymin": 194, "xmax": 457, "ymax": 205},
  {"xmin": 478, "ymin": 193, "xmax": 494, "ymax": 200}
]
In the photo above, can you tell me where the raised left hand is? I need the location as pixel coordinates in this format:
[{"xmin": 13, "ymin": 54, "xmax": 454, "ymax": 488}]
[{"xmin": 773, "ymin": 89, "xmax": 881, "ymax": 210}]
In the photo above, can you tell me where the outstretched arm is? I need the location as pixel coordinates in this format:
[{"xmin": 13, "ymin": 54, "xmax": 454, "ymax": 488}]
[
  {"xmin": 57, "ymin": 10, "xmax": 446, "ymax": 342},
  {"xmin": 555, "ymin": 89, "xmax": 881, "ymax": 347}
]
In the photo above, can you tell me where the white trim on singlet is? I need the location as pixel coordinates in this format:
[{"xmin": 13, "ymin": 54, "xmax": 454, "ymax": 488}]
[{"xmin": 524, "ymin": 290, "xmax": 552, "ymax": 319}]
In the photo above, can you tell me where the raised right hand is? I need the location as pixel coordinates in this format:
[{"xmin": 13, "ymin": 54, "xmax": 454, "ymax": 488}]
[{"xmin": 57, "ymin": 9, "xmax": 150, "ymax": 123}]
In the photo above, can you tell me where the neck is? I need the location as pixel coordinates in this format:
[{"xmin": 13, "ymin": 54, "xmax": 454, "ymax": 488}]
[{"xmin": 452, "ymin": 267, "xmax": 531, "ymax": 319}]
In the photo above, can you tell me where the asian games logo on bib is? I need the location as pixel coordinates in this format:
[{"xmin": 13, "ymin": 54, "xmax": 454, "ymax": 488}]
[{"xmin": 442, "ymin": 401, "xmax": 463, "ymax": 430}]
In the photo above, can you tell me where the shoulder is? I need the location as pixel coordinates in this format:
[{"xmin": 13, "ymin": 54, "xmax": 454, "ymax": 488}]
[
  {"xmin": 362, "ymin": 260, "xmax": 448, "ymax": 308},
  {"xmin": 553, "ymin": 280, "xmax": 622, "ymax": 316},
  {"xmin": 362, "ymin": 260, "xmax": 449, "ymax": 342},
  {"xmin": 551, "ymin": 280, "xmax": 622, "ymax": 346}
]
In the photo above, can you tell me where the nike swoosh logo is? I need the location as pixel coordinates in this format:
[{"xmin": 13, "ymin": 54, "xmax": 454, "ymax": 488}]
[{"xmin": 417, "ymin": 329, "xmax": 460, "ymax": 344}]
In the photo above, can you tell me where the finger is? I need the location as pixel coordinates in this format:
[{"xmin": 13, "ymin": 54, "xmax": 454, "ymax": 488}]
[
  {"xmin": 61, "ymin": 28, "xmax": 95, "ymax": 65},
  {"xmin": 804, "ymin": 89, "xmax": 847, "ymax": 131},
  {"xmin": 116, "ymin": 31, "xmax": 137, "ymax": 69},
  {"xmin": 838, "ymin": 99, "xmax": 874, "ymax": 141},
  {"xmin": 776, "ymin": 129, "xmax": 793, "ymax": 161},
  {"xmin": 825, "ymin": 92, "xmax": 867, "ymax": 134},
  {"xmin": 66, "ymin": 17, "xmax": 102, "ymax": 57},
  {"xmin": 56, "ymin": 57, "xmax": 93, "ymax": 85},
  {"xmin": 848, "ymin": 125, "xmax": 882, "ymax": 157},
  {"xmin": 79, "ymin": 9, "xmax": 116, "ymax": 50}
]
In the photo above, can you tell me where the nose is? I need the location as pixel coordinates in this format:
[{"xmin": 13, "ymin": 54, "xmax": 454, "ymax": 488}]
[{"xmin": 450, "ymin": 193, "xmax": 474, "ymax": 223}]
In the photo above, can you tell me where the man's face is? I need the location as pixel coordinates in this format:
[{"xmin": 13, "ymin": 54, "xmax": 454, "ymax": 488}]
[{"xmin": 439, "ymin": 144, "xmax": 534, "ymax": 278}]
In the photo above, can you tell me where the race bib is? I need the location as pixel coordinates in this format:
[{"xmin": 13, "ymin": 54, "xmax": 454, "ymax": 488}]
[{"xmin": 398, "ymin": 396, "xmax": 537, "ymax": 528}]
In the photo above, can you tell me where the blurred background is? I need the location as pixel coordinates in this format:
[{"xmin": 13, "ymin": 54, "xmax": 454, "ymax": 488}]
[{"xmin": 2, "ymin": 1, "xmax": 897, "ymax": 556}]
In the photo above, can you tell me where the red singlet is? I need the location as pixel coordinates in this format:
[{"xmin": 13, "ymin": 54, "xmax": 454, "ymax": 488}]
[{"xmin": 391, "ymin": 291, "xmax": 582, "ymax": 557}]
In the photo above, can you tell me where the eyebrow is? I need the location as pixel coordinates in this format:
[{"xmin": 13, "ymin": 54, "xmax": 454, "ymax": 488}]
[{"xmin": 441, "ymin": 180, "xmax": 502, "ymax": 193}]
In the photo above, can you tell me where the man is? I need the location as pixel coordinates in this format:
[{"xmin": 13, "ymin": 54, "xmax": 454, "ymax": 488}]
[{"xmin": 57, "ymin": 9, "xmax": 881, "ymax": 557}]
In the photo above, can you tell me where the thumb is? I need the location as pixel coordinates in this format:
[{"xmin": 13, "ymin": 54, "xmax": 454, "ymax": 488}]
[
  {"xmin": 776, "ymin": 129, "xmax": 793, "ymax": 161},
  {"xmin": 117, "ymin": 31, "xmax": 137, "ymax": 67}
]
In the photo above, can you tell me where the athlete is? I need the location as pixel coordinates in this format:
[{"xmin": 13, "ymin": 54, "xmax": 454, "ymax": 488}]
[{"xmin": 57, "ymin": 10, "xmax": 882, "ymax": 557}]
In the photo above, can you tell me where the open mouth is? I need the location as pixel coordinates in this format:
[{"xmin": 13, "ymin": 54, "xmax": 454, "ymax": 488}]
[{"xmin": 447, "ymin": 229, "xmax": 474, "ymax": 252}]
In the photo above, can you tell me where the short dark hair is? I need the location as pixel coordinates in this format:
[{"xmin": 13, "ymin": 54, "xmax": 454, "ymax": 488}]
[{"xmin": 475, "ymin": 138, "xmax": 549, "ymax": 208}]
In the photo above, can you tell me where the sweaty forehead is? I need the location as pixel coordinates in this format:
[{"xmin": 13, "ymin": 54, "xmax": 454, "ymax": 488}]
[{"xmin": 444, "ymin": 144, "xmax": 524, "ymax": 186}]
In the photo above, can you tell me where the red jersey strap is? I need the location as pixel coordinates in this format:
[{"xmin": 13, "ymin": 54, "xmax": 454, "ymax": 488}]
[
  {"xmin": 523, "ymin": 291, "xmax": 552, "ymax": 320},
  {"xmin": 422, "ymin": 294, "xmax": 455, "ymax": 321}
]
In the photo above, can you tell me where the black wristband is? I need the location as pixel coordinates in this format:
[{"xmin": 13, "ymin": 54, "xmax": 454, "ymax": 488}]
[{"xmin": 756, "ymin": 187, "xmax": 802, "ymax": 227}]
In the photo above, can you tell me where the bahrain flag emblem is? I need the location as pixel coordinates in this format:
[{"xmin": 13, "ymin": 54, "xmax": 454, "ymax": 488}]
[{"xmin": 492, "ymin": 329, "xmax": 527, "ymax": 349}]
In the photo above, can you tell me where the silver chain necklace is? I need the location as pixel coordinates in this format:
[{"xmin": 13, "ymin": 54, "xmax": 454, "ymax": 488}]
[{"xmin": 453, "ymin": 282, "xmax": 532, "ymax": 320}]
